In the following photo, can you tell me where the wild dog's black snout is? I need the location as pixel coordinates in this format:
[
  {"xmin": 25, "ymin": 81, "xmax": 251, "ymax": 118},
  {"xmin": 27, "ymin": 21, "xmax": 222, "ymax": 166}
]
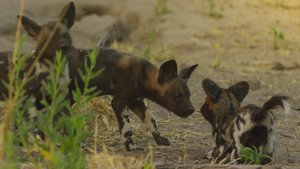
[
  {"xmin": 188, "ymin": 106, "xmax": 195, "ymax": 114},
  {"xmin": 177, "ymin": 106, "xmax": 194, "ymax": 118}
]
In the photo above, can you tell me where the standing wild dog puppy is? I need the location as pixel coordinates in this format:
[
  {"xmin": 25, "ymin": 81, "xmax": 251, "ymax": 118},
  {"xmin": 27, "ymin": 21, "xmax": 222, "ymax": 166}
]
[
  {"xmin": 0, "ymin": 2, "xmax": 74, "ymax": 112},
  {"xmin": 21, "ymin": 2, "xmax": 198, "ymax": 151},
  {"xmin": 71, "ymin": 52, "xmax": 198, "ymax": 151},
  {"xmin": 200, "ymin": 78, "xmax": 249, "ymax": 161}
]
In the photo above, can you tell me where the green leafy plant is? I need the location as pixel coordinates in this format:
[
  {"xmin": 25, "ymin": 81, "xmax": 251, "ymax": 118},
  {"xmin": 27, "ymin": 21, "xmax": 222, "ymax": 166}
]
[
  {"xmin": 1, "ymin": 46, "xmax": 102, "ymax": 168},
  {"xmin": 275, "ymin": 0, "xmax": 284, "ymax": 7},
  {"xmin": 270, "ymin": 27, "xmax": 285, "ymax": 50},
  {"xmin": 239, "ymin": 147, "xmax": 272, "ymax": 164},
  {"xmin": 210, "ymin": 43, "xmax": 222, "ymax": 69},
  {"xmin": 154, "ymin": 0, "xmax": 169, "ymax": 16},
  {"xmin": 207, "ymin": 0, "xmax": 222, "ymax": 19},
  {"xmin": 36, "ymin": 49, "xmax": 101, "ymax": 169},
  {"xmin": 143, "ymin": 27, "xmax": 157, "ymax": 59},
  {"xmin": 142, "ymin": 27, "xmax": 173, "ymax": 62},
  {"xmin": 144, "ymin": 161, "xmax": 153, "ymax": 169},
  {"xmin": 1, "ymin": 35, "xmax": 34, "ymax": 169}
]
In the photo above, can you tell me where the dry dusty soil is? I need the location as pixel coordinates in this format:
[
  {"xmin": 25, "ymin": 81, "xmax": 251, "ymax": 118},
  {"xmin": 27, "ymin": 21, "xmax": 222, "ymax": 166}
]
[{"xmin": 1, "ymin": 0, "xmax": 300, "ymax": 168}]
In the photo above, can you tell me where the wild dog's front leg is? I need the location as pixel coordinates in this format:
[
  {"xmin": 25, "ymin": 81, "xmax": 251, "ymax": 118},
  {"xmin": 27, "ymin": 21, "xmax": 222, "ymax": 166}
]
[
  {"xmin": 230, "ymin": 132, "xmax": 242, "ymax": 163},
  {"xmin": 209, "ymin": 131, "xmax": 230, "ymax": 162},
  {"xmin": 261, "ymin": 127, "xmax": 275, "ymax": 164},
  {"xmin": 129, "ymin": 99, "xmax": 170, "ymax": 146},
  {"xmin": 111, "ymin": 98, "xmax": 142, "ymax": 151}
]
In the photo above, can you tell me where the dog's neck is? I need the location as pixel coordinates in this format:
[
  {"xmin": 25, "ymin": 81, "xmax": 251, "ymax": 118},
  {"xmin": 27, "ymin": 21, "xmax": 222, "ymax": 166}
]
[{"xmin": 142, "ymin": 64, "xmax": 169, "ymax": 106}]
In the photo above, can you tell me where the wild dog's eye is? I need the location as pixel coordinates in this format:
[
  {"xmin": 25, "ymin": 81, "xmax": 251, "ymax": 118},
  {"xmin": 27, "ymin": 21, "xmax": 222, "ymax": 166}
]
[{"xmin": 175, "ymin": 92, "xmax": 183, "ymax": 98}]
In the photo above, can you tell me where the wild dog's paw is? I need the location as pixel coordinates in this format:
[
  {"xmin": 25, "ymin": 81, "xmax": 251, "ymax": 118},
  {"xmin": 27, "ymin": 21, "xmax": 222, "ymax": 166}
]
[
  {"xmin": 260, "ymin": 155, "xmax": 273, "ymax": 164},
  {"xmin": 207, "ymin": 150, "xmax": 213, "ymax": 159},
  {"xmin": 152, "ymin": 132, "xmax": 170, "ymax": 146},
  {"xmin": 207, "ymin": 146, "xmax": 221, "ymax": 159},
  {"xmin": 132, "ymin": 146, "xmax": 144, "ymax": 151},
  {"xmin": 80, "ymin": 141, "xmax": 87, "ymax": 149},
  {"xmin": 125, "ymin": 144, "xmax": 144, "ymax": 151},
  {"xmin": 124, "ymin": 141, "xmax": 144, "ymax": 151}
]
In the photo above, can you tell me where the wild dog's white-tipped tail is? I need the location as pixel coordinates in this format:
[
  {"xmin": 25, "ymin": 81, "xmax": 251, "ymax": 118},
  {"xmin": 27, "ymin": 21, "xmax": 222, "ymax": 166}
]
[
  {"xmin": 282, "ymin": 99, "xmax": 291, "ymax": 117},
  {"xmin": 254, "ymin": 96, "xmax": 290, "ymax": 122}
]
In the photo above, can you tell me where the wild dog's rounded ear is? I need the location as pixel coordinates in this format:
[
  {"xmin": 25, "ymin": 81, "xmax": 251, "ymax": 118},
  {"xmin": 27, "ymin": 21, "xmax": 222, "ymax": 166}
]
[
  {"xmin": 17, "ymin": 15, "xmax": 41, "ymax": 38},
  {"xmin": 59, "ymin": 1, "xmax": 75, "ymax": 28},
  {"xmin": 158, "ymin": 59, "xmax": 178, "ymax": 84},
  {"xmin": 180, "ymin": 64, "xmax": 198, "ymax": 80},
  {"xmin": 202, "ymin": 78, "xmax": 221, "ymax": 101},
  {"xmin": 228, "ymin": 81, "xmax": 249, "ymax": 102}
]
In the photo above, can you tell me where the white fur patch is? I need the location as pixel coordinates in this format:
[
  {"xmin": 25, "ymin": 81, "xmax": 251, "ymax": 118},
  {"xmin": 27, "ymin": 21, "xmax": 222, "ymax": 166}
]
[
  {"xmin": 144, "ymin": 111, "xmax": 157, "ymax": 133},
  {"xmin": 0, "ymin": 101, "xmax": 5, "ymax": 107},
  {"xmin": 282, "ymin": 99, "xmax": 291, "ymax": 117},
  {"xmin": 207, "ymin": 150, "xmax": 213, "ymax": 159},
  {"xmin": 121, "ymin": 109, "xmax": 132, "ymax": 142},
  {"xmin": 264, "ymin": 127, "xmax": 275, "ymax": 154},
  {"xmin": 230, "ymin": 148, "xmax": 236, "ymax": 161},
  {"xmin": 61, "ymin": 63, "xmax": 70, "ymax": 83},
  {"xmin": 219, "ymin": 145, "xmax": 225, "ymax": 156},
  {"xmin": 28, "ymin": 107, "xmax": 37, "ymax": 118},
  {"xmin": 59, "ymin": 63, "xmax": 70, "ymax": 95}
]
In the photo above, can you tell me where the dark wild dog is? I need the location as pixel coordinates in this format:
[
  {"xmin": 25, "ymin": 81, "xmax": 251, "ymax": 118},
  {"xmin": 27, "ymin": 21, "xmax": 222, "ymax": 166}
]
[
  {"xmin": 200, "ymin": 79, "xmax": 290, "ymax": 164},
  {"xmin": 0, "ymin": 2, "xmax": 74, "ymax": 113},
  {"xmin": 200, "ymin": 78, "xmax": 249, "ymax": 161},
  {"xmin": 20, "ymin": 1, "xmax": 199, "ymax": 151}
]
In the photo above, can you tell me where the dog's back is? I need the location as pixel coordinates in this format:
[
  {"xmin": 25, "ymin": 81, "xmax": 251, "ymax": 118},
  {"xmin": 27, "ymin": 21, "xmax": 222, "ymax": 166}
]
[{"xmin": 66, "ymin": 47, "xmax": 153, "ymax": 96}]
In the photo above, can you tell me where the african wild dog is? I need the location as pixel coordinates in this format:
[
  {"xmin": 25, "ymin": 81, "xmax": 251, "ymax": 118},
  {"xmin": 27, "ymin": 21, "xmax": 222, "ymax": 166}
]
[
  {"xmin": 225, "ymin": 96, "xmax": 290, "ymax": 163},
  {"xmin": 200, "ymin": 78, "xmax": 249, "ymax": 161},
  {"xmin": 21, "ymin": 1, "xmax": 198, "ymax": 151},
  {"xmin": 68, "ymin": 37, "xmax": 199, "ymax": 151},
  {"xmin": 0, "ymin": 2, "xmax": 74, "ymax": 112},
  {"xmin": 200, "ymin": 79, "xmax": 291, "ymax": 164}
]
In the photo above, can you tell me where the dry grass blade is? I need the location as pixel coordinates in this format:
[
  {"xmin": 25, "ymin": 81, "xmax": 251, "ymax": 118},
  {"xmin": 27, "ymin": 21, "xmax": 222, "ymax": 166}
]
[
  {"xmin": 87, "ymin": 152, "xmax": 145, "ymax": 169},
  {"xmin": 0, "ymin": 0, "xmax": 25, "ymax": 163}
]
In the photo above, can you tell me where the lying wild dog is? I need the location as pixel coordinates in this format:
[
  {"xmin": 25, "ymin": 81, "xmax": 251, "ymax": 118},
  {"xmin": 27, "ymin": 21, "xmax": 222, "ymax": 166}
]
[
  {"xmin": 200, "ymin": 78, "xmax": 249, "ymax": 161},
  {"xmin": 225, "ymin": 96, "xmax": 290, "ymax": 163},
  {"xmin": 0, "ymin": 2, "xmax": 74, "ymax": 113},
  {"xmin": 200, "ymin": 79, "xmax": 291, "ymax": 164},
  {"xmin": 21, "ymin": 1, "xmax": 198, "ymax": 151}
]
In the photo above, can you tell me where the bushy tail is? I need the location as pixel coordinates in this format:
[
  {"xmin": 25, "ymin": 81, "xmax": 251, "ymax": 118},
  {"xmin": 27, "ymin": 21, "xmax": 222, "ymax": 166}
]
[
  {"xmin": 253, "ymin": 96, "xmax": 290, "ymax": 122},
  {"xmin": 97, "ymin": 25, "xmax": 117, "ymax": 48}
]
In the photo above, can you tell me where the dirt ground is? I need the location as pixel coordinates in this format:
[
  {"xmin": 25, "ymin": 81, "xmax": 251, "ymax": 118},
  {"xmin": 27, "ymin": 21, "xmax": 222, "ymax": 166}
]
[{"xmin": 1, "ymin": 0, "xmax": 300, "ymax": 168}]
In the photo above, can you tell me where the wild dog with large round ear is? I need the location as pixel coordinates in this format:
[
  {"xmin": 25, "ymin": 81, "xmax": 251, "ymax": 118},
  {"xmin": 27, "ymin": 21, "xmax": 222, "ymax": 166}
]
[
  {"xmin": 17, "ymin": 1, "xmax": 199, "ymax": 151},
  {"xmin": 0, "ymin": 2, "xmax": 75, "ymax": 105},
  {"xmin": 200, "ymin": 79, "xmax": 291, "ymax": 164},
  {"xmin": 67, "ymin": 55, "xmax": 198, "ymax": 151},
  {"xmin": 82, "ymin": 57, "xmax": 198, "ymax": 151},
  {"xmin": 200, "ymin": 78, "xmax": 249, "ymax": 161},
  {"xmin": 0, "ymin": 2, "xmax": 76, "ymax": 140},
  {"xmin": 201, "ymin": 78, "xmax": 249, "ymax": 132},
  {"xmin": 18, "ymin": 1, "xmax": 75, "ymax": 61}
]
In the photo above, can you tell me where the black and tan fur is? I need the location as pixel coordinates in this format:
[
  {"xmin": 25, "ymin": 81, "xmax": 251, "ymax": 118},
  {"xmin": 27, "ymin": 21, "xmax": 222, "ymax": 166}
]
[
  {"xmin": 200, "ymin": 79, "xmax": 290, "ymax": 164},
  {"xmin": 20, "ymin": 2, "xmax": 198, "ymax": 151},
  {"xmin": 200, "ymin": 78, "xmax": 249, "ymax": 161},
  {"xmin": 0, "ymin": 2, "xmax": 74, "ymax": 111},
  {"xmin": 65, "ymin": 39, "xmax": 198, "ymax": 151},
  {"xmin": 226, "ymin": 96, "xmax": 290, "ymax": 163}
]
